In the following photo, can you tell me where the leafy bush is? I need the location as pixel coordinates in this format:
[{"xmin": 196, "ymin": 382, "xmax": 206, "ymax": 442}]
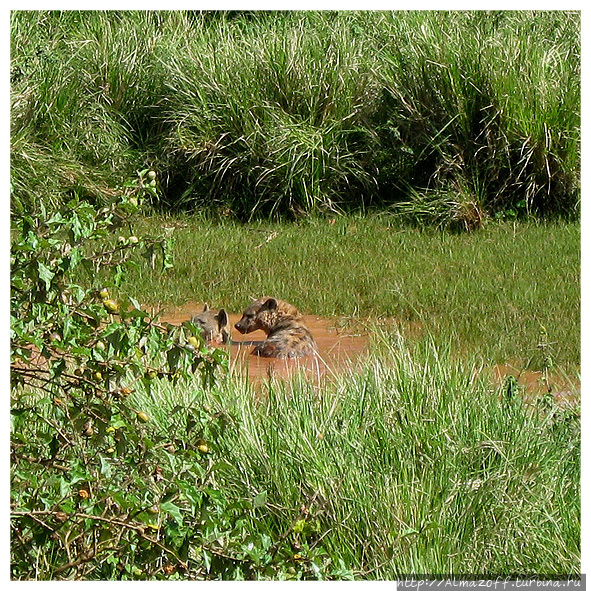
[
  {"xmin": 11, "ymin": 394, "xmax": 299, "ymax": 580},
  {"xmin": 9, "ymin": 173, "xmax": 238, "ymax": 579}
]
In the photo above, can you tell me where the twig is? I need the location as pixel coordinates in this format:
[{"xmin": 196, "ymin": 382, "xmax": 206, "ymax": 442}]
[
  {"xmin": 11, "ymin": 509, "xmax": 189, "ymax": 572},
  {"xmin": 269, "ymin": 489, "xmax": 321, "ymax": 561},
  {"xmin": 14, "ymin": 455, "xmax": 70, "ymax": 472},
  {"xmin": 53, "ymin": 549, "xmax": 95, "ymax": 575}
]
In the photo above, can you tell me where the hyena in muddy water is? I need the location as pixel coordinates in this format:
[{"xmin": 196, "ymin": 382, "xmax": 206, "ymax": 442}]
[
  {"xmin": 191, "ymin": 304, "xmax": 230, "ymax": 344},
  {"xmin": 234, "ymin": 297, "xmax": 317, "ymax": 358}
]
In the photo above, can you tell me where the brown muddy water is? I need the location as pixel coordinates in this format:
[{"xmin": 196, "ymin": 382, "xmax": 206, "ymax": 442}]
[
  {"xmin": 13, "ymin": 301, "xmax": 578, "ymax": 408},
  {"xmin": 156, "ymin": 302, "xmax": 369, "ymax": 383},
  {"xmin": 490, "ymin": 363, "xmax": 579, "ymax": 408},
  {"xmin": 154, "ymin": 302, "xmax": 580, "ymax": 404}
]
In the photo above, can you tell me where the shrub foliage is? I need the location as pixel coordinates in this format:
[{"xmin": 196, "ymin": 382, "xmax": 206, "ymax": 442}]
[{"xmin": 9, "ymin": 174, "xmax": 242, "ymax": 580}]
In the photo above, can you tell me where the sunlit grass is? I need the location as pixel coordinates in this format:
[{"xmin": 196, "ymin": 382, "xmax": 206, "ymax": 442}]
[
  {"xmin": 133, "ymin": 334, "xmax": 580, "ymax": 577},
  {"xmin": 11, "ymin": 10, "xmax": 580, "ymax": 218},
  {"xmin": 117, "ymin": 214, "xmax": 580, "ymax": 374}
]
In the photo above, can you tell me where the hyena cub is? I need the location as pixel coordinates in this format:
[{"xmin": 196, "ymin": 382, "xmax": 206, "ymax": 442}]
[
  {"xmin": 234, "ymin": 297, "xmax": 317, "ymax": 358},
  {"xmin": 191, "ymin": 304, "xmax": 230, "ymax": 344}
]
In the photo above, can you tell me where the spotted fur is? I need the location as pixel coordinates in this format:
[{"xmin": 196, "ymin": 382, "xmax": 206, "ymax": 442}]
[{"xmin": 234, "ymin": 297, "xmax": 317, "ymax": 358}]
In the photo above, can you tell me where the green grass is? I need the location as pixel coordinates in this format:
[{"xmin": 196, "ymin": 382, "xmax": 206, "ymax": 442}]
[
  {"xmin": 113, "ymin": 214, "xmax": 580, "ymax": 375},
  {"xmin": 11, "ymin": 10, "xmax": 580, "ymax": 218},
  {"xmin": 131, "ymin": 335, "xmax": 580, "ymax": 577},
  {"xmin": 9, "ymin": 9, "xmax": 581, "ymax": 579}
]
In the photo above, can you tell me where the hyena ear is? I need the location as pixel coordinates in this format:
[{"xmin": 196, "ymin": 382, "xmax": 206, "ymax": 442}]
[
  {"xmin": 216, "ymin": 309, "xmax": 229, "ymax": 329},
  {"xmin": 262, "ymin": 297, "xmax": 278, "ymax": 311},
  {"xmin": 203, "ymin": 303, "xmax": 209, "ymax": 312}
]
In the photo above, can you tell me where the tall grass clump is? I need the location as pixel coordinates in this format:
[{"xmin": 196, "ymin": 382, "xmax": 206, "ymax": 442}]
[
  {"xmin": 158, "ymin": 12, "xmax": 379, "ymax": 218},
  {"xmin": 11, "ymin": 319, "xmax": 579, "ymax": 578},
  {"xmin": 10, "ymin": 11, "xmax": 175, "ymax": 212},
  {"xmin": 125, "ymin": 335, "xmax": 579, "ymax": 578},
  {"xmin": 374, "ymin": 11, "xmax": 580, "ymax": 220},
  {"xmin": 10, "ymin": 10, "xmax": 580, "ymax": 220}
]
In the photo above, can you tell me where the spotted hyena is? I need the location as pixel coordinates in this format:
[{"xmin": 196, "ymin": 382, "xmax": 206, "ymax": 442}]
[
  {"xmin": 234, "ymin": 297, "xmax": 317, "ymax": 358},
  {"xmin": 191, "ymin": 304, "xmax": 230, "ymax": 344}
]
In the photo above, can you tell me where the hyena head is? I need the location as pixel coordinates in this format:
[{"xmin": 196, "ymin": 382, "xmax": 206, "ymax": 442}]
[
  {"xmin": 191, "ymin": 304, "xmax": 230, "ymax": 344},
  {"xmin": 234, "ymin": 297, "xmax": 300, "ymax": 336}
]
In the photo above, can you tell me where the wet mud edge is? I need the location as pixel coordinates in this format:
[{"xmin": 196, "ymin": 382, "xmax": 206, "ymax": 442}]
[{"xmin": 154, "ymin": 302, "xmax": 580, "ymax": 401}]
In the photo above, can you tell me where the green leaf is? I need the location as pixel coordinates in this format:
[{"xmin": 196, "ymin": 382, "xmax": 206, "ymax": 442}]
[
  {"xmin": 59, "ymin": 477, "xmax": 71, "ymax": 498},
  {"xmin": 37, "ymin": 262, "xmax": 55, "ymax": 290},
  {"xmin": 292, "ymin": 519, "xmax": 307, "ymax": 534},
  {"xmin": 99, "ymin": 456, "xmax": 113, "ymax": 479},
  {"xmin": 161, "ymin": 501, "xmax": 184, "ymax": 526},
  {"xmin": 162, "ymin": 239, "xmax": 175, "ymax": 271},
  {"xmin": 252, "ymin": 490, "xmax": 268, "ymax": 509},
  {"xmin": 203, "ymin": 549, "xmax": 211, "ymax": 574}
]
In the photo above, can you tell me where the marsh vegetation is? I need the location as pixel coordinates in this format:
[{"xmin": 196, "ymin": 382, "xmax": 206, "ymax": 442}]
[{"xmin": 10, "ymin": 10, "xmax": 580, "ymax": 581}]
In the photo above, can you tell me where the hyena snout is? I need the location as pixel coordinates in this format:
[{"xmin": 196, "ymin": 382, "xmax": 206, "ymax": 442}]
[{"xmin": 234, "ymin": 317, "xmax": 253, "ymax": 334}]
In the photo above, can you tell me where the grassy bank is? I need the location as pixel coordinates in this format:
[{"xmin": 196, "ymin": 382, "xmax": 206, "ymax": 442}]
[
  {"xmin": 131, "ymin": 339, "xmax": 581, "ymax": 577},
  {"xmin": 108, "ymin": 214, "xmax": 580, "ymax": 375},
  {"xmin": 11, "ymin": 10, "xmax": 580, "ymax": 219},
  {"xmin": 12, "ymin": 336, "xmax": 578, "ymax": 579}
]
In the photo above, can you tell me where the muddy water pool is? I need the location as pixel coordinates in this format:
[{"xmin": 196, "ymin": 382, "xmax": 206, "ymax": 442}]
[
  {"xmin": 155, "ymin": 302, "xmax": 579, "ymax": 403},
  {"xmin": 156, "ymin": 302, "xmax": 370, "ymax": 383}
]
